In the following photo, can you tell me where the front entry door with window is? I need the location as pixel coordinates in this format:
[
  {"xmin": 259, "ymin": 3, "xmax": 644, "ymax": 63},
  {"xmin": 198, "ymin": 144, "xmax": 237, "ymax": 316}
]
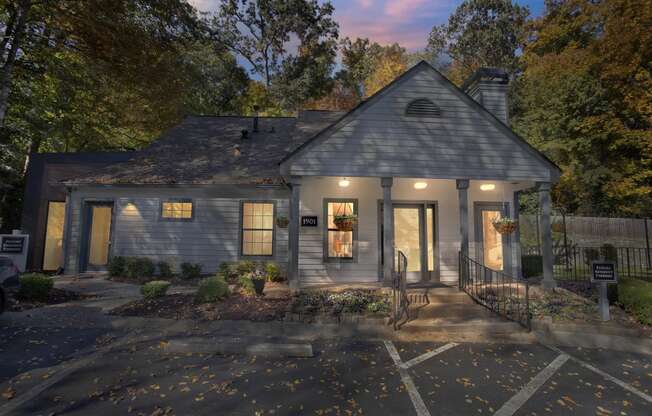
[
  {"xmin": 82, "ymin": 202, "xmax": 113, "ymax": 272},
  {"xmin": 474, "ymin": 202, "xmax": 510, "ymax": 272},
  {"xmin": 381, "ymin": 203, "xmax": 437, "ymax": 283}
]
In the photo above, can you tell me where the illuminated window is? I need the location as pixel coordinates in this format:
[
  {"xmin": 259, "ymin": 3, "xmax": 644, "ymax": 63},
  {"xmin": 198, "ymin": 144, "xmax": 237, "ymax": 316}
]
[
  {"xmin": 161, "ymin": 200, "xmax": 193, "ymax": 220},
  {"xmin": 242, "ymin": 202, "xmax": 274, "ymax": 256},
  {"xmin": 43, "ymin": 201, "xmax": 66, "ymax": 270},
  {"xmin": 325, "ymin": 200, "xmax": 356, "ymax": 259}
]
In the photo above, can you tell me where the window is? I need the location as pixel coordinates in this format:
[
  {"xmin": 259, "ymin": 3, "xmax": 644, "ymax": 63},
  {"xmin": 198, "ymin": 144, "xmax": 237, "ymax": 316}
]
[
  {"xmin": 161, "ymin": 200, "xmax": 193, "ymax": 220},
  {"xmin": 43, "ymin": 201, "xmax": 66, "ymax": 270},
  {"xmin": 241, "ymin": 202, "xmax": 274, "ymax": 256},
  {"xmin": 325, "ymin": 200, "xmax": 357, "ymax": 260}
]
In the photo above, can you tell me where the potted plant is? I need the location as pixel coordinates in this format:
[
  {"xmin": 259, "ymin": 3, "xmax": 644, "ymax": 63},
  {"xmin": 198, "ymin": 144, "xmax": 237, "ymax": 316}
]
[
  {"xmin": 250, "ymin": 270, "xmax": 266, "ymax": 296},
  {"xmin": 492, "ymin": 217, "xmax": 518, "ymax": 235},
  {"xmin": 276, "ymin": 215, "xmax": 289, "ymax": 228},
  {"xmin": 333, "ymin": 214, "xmax": 357, "ymax": 231}
]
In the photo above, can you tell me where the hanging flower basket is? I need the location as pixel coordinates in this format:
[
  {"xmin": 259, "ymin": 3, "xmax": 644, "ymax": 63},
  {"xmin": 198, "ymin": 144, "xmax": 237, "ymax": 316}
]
[
  {"xmin": 276, "ymin": 216, "xmax": 289, "ymax": 228},
  {"xmin": 333, "ymin": 214, "xmax": 357, "ymax": 231},
  {"xmin": 492, "ymin": 218, "xmax": 518, "ymax": 235}
]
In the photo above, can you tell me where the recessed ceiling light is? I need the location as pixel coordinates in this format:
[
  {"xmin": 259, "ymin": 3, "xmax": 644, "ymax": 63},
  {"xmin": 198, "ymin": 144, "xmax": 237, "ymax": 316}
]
[
  {"xmin": 480, "ymin": 183, "xmax": 496, "ymax": 191},
  {"xmin": 338, "ymin": 178, "xmax": 350, "ymax": 188},
  {"xmin": 414, "ymin": 182, "xmax": 428, "ymax": 190}
]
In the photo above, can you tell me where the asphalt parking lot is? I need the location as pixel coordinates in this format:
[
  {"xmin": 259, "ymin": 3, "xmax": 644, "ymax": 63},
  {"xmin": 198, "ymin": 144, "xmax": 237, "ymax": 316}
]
[{"xmin": 0, "ymin": 328, "xmax": 650, "ymax": 416}]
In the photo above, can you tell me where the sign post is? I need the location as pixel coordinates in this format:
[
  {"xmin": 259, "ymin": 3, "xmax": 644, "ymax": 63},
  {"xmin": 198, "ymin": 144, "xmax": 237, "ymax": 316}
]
[{"xmin": 591, "ymin": 261, "xmax": 617, "ymax": 322}]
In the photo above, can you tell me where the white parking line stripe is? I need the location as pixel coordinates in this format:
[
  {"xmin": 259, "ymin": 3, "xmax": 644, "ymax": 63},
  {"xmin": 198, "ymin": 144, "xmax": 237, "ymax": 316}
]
[
  {"xmin": 384, "ymin": 340, "xmax": 432, "ymax": 416},
  {"xmin": 546, "ymin": 345, "xmax": 652, "ymax": 403},
  {"xmin": 402, "ymin": 342, "xmax": 458, "ymax": 369},
  {"xmin": 494, "ymin": 353, "xmax": 570, "ymax": 416}
]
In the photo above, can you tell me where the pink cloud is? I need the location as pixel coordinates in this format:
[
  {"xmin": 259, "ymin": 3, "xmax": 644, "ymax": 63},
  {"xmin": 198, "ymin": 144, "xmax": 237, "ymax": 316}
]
[
  {"xmin": 384, "ymin": 0, "xmax": 428, "ymax": 19},
  {"xmin": 356, "ymin": 0, "xmax": 375, "ymax": 8}
]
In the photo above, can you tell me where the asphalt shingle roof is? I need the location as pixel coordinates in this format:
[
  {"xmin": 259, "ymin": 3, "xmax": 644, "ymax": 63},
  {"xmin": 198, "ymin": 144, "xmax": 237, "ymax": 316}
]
[{"xmin": 70, "ymin": 111, "xmax": 343, "ymax": 185}]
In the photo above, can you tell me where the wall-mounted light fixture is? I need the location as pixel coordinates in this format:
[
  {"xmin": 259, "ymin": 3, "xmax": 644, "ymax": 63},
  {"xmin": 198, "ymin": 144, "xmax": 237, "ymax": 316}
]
[
  {"xmin": 338, "ymin": 178, "xmax": 350, "ymax": 188},
  {"xmin": 414, "ymin": 181, "xmax": 428, "ymax": 190},
  {"xmin": 480, "ymin": 183, "xmax": 496, "ymax": 191}
]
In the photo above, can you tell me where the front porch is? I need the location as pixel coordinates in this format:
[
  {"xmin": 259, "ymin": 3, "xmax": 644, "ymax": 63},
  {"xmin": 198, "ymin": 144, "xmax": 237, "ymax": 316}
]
[{"xmin": 285, "ymin": 176, "xmax": 556, "ymax": 290}]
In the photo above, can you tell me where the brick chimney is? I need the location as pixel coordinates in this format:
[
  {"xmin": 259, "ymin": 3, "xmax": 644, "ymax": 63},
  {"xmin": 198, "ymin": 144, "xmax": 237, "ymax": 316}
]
[{"xmin": 462, "ymin": 68, "xmax": 510, "ymax": 125}]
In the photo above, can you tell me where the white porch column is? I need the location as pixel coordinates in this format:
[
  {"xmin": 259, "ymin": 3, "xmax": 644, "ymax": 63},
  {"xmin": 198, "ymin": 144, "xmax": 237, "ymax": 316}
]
[
  {"xmin": 288, "ymin": 180, "xmax": 301, "ymax": 289},
  {"xmin": 456, "ymin": 179, "xmax": 470, "ymax": 258},
  {"xmin": 538, "ymin": 182, "xmax": 556, "ymax": 289},
  {"xmin": 381, "ymin": 177, "xmax": 394, "ymax": 285},
  {"xmin": 512, "ymin": 190, "xmax": 523, "ymax": 279}
]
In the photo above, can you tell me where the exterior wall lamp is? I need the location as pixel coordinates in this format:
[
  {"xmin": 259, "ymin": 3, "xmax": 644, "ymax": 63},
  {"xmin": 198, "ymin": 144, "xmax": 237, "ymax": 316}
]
[{"xmin": 338, "ymin": 178, "xmax": 350, "ymax": 188}]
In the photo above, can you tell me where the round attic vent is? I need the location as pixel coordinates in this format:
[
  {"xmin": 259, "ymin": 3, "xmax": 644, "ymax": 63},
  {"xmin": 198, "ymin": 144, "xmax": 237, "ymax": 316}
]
[{"xmin": 405, "ymin": 98, "xmax": 441, "ymax": 117}]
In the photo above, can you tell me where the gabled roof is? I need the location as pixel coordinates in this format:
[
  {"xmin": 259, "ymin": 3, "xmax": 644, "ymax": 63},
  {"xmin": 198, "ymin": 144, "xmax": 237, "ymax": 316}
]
[{"xmin": 280, "ymin": 60, "xmax": 561, "ymax": 180}]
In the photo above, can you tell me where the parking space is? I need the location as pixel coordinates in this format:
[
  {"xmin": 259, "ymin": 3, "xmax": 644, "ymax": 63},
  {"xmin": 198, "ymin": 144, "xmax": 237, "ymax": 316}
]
[{"xmin": 2, "ymin": 336, "xmax": 650, "ymax": 415}]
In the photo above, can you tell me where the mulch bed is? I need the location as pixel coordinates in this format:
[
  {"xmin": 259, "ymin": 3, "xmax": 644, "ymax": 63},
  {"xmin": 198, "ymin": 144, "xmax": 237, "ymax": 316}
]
[
  {"xmin": 110, "ymin": 293, "xmax": 291, "ymax": 322},
  {"xmin": 8, "ymin": 288, "xmax": 95, "ymax": 312}
]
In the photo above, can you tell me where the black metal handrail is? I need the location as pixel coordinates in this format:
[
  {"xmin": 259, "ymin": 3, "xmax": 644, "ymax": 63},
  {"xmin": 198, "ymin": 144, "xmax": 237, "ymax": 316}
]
[
  {"xmin": 459, "ymin": 252, "xmax": 531, "ymax": 330},
  {"xmin": 391, "ymin": 250, "xmax": 410, "ymax": 330}
]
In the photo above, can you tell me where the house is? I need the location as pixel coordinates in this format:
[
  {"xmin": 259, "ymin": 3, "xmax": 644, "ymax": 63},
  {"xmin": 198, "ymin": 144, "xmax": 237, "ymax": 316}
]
[{"xmin": 23, "ymin": 61, "xmax": 560, "ymax": 288}]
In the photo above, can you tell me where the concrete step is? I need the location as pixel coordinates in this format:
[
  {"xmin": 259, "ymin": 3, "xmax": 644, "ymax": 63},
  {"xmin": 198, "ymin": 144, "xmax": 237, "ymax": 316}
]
[
  {"xmin": 396, "ymin": 320, "xmax": 534, "ymax": 343},
  {"xmin": 408, "ymin": 303, "xmax": 501, "ymax": 322},
  {"xmin": 406, "ymin": 288, "xmax": 475, "ymax": 305}
]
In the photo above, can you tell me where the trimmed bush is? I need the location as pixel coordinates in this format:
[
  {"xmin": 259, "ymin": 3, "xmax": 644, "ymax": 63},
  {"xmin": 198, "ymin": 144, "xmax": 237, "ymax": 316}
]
[
  {"xmin": 141, "ymin": 280, "xmax": 171, "ymax": 299},
  {"xmin": 180, "ymin": 262, "xmax": 202, "ymax": 280},
  {"xmin": 107, "ymin": 256, "xmax": 126, "ymax": 277},
  {"xmin": 618, "ymin": 278, "xmax": 652, "ymax": 325},
  {"xmin": 238, "ymin": 274, "xmax": 256, "ymax": 296},
  {"xmin": 265, "ymin": 261, "xmax": 284, "ymax": 282},
  {"xmin": 18, "ymin": 273, "xmax": 54, "ymax": 301},
  {"xmin": 125, "ymin": 257, "xmax": 155, "ymax": 282},
  {"xmin": 236, "ymin": 260, "xmax": 257, "ymax": 276},
  {"xmin": 157, "ymin": 261, "xmax": 174, "ymax": 278},
  {"xmin": 522, "ymin": 254, "xmax": 543, "ymax": 278},
  {"xmin": 196, "ymin": 276, "xmax": 229, "ymax": 303}
]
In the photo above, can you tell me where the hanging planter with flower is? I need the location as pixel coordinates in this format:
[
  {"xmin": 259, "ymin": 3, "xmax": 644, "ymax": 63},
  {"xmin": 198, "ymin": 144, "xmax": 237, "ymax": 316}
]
[
  {"xmin": 276, "ymin": 216, "xmax": 289, "ymax": 228},
  {"xmin": 492, "ymin": 217, "xmax": 518, "ymax": 235},
  {"xmin": 333, "ymin": 214, "xmax": 357, "ymax": 231}
]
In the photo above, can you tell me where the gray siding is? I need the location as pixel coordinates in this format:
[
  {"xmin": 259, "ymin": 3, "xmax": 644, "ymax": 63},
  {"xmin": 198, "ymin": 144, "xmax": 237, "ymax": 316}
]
[
  {"xmin": 284, "ymin": 66, "xmax": 553, "ymax": 182},
  {"xmin": 64, "ymin": 186, "xmax": 289, "ymax": 274}
]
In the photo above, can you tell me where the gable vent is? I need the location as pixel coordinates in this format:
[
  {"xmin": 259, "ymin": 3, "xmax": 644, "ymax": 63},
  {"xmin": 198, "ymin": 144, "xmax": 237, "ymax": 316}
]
[{"xmin": 405, "ymin": 98, "xmax": 441, "ymax": 117}]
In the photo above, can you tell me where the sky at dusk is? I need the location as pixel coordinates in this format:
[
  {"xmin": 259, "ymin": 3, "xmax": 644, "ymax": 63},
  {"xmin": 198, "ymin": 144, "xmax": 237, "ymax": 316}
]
[{"xmin": 190, "ymin": 0, "xmax": 546, "ymax": 50}]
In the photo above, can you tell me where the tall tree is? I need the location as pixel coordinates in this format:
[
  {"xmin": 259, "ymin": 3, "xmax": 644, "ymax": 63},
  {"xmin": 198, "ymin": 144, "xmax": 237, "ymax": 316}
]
[
  {"xmin": 512, "ymin": 0, "xmax": 652, "ymax": 217},
  {"xmin": 427, "ymin": 0, "xmax": 529, "ymax": 84},
  {"xmin": 212, "ymin": 0, "xmax": 339, "ymax": 110}
]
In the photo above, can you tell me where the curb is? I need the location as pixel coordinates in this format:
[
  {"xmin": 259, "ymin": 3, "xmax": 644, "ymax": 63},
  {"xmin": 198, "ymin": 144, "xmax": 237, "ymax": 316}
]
[
  {"xmin": 532, "ymin": 321, "xmax": 652, "ymax": 355},
  {"xmin": 164, "ymin": 336, "xmax": 313, "ymax": 358}
]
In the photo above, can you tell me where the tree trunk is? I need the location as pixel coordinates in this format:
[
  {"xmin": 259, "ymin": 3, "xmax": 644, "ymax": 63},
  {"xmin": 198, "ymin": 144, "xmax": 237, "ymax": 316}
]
[{"xmin": 0, "ymin": 0, "xmax": 31, "ymax": 127}]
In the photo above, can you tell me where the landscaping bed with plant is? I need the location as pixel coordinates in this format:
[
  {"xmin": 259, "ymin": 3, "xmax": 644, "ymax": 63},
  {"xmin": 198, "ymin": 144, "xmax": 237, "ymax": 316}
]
[
  {"xmin": 286, "ymin": 289, "xmax": 390, "ymax": 323},
  {"xmin": 528, "ymin": 281, "xmax": 652, "ymax": 331},
  {"xmin": 7, "ymin": 273, "xmax": 94, "ymax": 312}
]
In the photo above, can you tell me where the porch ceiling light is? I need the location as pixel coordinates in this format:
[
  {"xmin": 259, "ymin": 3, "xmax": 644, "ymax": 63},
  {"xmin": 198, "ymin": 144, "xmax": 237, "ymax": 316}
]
[
  {"xmin": 480, "ymin": 183, "xmax": 496, "ymax": 191},
  {"xmin": 414, "ymin": 181, "xmax": 428, "ymax": 190},
  {"xmin": 338, "ymin": 178, "xmax": 350, "ymax": 188}
]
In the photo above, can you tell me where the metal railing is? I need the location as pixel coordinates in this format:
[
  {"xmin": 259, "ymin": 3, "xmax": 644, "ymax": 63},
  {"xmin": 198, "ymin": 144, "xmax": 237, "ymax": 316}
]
[
  {"xmin": 523, "ymin": 245, "xmax": 652, "ymax": 282},
  {"xmin": 391, "ymin": 250, "xmax": 410, "ymax": 330},
  {"xmin": 459, "ymin": 252, "xmax": 531, "ymax": 330}
]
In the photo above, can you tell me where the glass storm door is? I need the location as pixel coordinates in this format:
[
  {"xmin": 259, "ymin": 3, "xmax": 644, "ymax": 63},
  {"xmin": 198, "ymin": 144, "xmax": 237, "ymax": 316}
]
[
  {"xmin": 83, "ymin": 202, "xmax": 113, "ymax": 271},
  {"xmin": 43, "ymin": 201, "xmax": 66, "ymax": 270},
  {"xmin": 475, "ymin": 204, "xmax": 505, "ymax": 271},
  {"xmin": 382, "ymin": 203, "xmax": 437, "ymax": 283}
]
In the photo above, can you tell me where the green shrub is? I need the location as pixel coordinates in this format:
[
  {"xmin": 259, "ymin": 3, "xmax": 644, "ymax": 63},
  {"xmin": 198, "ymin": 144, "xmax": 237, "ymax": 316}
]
[
  {"xmin": 584, "ymin": 247, "xmax": 600, "ymax": 265},
  {"xmin": 522, "ymin": 255, "xmax": 543, "ymax": 278},
  {"xmin": 218, "ymin": 262, "xmax": 231, "ymax": 276},
  {"xmin": 196, "ymin": 276, "xmax": 229, "ymax": 303},
  {"xmin": 601, "ymin": 244, "xmax": 618, "ymax": 262},
  {"xmin": 265, "ymin": 261, "xmax": 284, "ymax": 282},
  {"xmin": 157, "ymin": 261, "xmax": 174, "ymax": 278},
  {"xmin": 180, "ymin": 262, "xmax": 202, "ymax": 280},
  {"xmin": 237, "ymin": 273, "xmax": 256, "ymax": 296},
  {"xmin": 236, "ymin": 260, "xmax": 257, "ymax": 276},
  {"xmin": 107, "ymin": 256, "xmax": 126, "ymax": 277},
  {"xmin": 617, "ymin": 279, "xmax": 652, "ymax": 325},
  {"xmin": 141, "ymin": 280, "xmax": 171, "ymax": 299},
  {"xmin": 366, "ymin": 298, "xmax": 390, "ymax": 314},
  {"xmin": 125, "ymin": 257, "xmax": 155, "ymax": 282},
  {"xmin": 18, "ymin": 273, "xmax": 54, "ymax": 301}
]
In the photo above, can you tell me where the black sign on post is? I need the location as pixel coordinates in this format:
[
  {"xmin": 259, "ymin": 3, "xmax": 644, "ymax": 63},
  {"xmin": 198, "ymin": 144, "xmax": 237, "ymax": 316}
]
[
  {"xmin": 591, "ymin": 261, "xmax": 618, "ymax": 283},
  {"xmin": 301, "ymin": 216, "xmax": 318, "ymax": 227},
  {"xmin": 1, "ymin": 236, "xmax": 25, "ymax": 253}
]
